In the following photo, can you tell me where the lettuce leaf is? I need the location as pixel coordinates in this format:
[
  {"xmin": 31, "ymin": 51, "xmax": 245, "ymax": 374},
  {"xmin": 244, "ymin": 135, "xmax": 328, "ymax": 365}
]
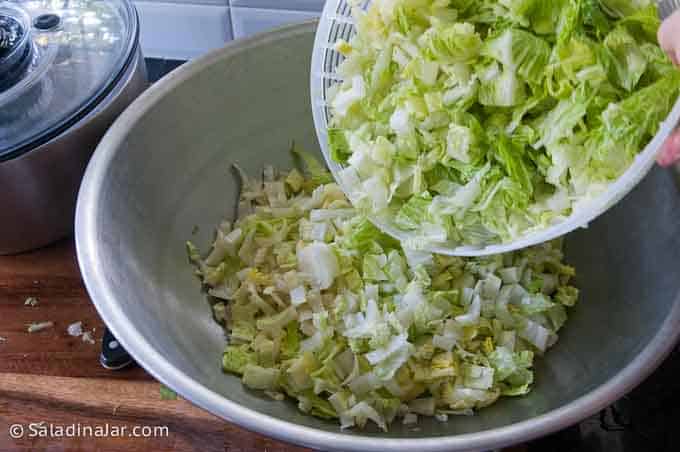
[{"xmin": 324, "ymin": 0, "xmax": 674, "ymax": 249}]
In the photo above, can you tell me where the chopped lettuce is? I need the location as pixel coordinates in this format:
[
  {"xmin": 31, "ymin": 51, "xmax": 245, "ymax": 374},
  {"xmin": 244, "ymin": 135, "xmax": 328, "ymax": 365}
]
[
  {"xmin": 483, "ymin": 28, "xmax": 551, "ymax": 84},
  {"xmin": 327, "ymin": 0, "xmax": 678, "ymax": 249},
  {"xmin": 190, "ymin": 155, "xmax": 579, "ymax": 430}
]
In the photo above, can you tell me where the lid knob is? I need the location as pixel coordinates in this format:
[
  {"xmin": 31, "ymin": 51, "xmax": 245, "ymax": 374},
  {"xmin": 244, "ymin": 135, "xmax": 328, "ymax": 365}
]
[{"xmin": 33, "ymin": 13, "xmax": 60, "ymax": 31}]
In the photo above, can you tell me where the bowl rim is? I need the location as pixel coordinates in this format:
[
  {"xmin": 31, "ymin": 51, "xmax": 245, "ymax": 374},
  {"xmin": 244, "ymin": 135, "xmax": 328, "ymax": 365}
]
[{"xmin": 76, "ymin": 21, "xmax": 680, "ymax": 452}]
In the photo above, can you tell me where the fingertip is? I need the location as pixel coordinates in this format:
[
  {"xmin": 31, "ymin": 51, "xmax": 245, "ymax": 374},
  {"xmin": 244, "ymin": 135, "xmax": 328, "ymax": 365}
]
[
  {"xmin": 657, "ymin": 154, "xmax": 671, "ymax": 167},
  {"xmin": 659, "ymin": 10, "xmax": 680, "ymax": 66},
  {"xmin": 658, "ymin": 134, "xmax": 680, "ymax": 167},
  {"xmin": 658, "ymin": 20, "xmax": 667, "ymax": 49}
]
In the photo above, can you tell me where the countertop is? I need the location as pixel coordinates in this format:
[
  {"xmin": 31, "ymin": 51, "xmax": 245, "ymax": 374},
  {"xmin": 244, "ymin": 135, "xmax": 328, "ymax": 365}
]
[
  {"xmin": 0, "ymin": 58, "xmax": 314, "ymax": 452},
  {"xmin": 0, "ymin": 240, "xmax": 531, "ymax": 452},
  {"xmin": 0, "ymin": 239, "xmax": 311, "ymax": 452},
  {"xmin": 2, "ymin": 231, "xmax": 678, "ymax": 452}
]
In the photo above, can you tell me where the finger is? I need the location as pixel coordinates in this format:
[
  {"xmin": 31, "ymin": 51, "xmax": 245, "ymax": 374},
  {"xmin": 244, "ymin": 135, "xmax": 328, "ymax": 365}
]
[
  {"xmin": 657, "ymin": 131, "xmax": 680, "ymax": 167},
  {"xmin": 658, "ymin": 10, "xmax": 680, "ymax": 66}
]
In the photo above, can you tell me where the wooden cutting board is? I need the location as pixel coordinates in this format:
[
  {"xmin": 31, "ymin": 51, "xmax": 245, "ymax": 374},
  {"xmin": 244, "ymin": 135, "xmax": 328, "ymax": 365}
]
[
  {"xmin": 0, "ymin": 239, "xmax": 310, "ymax": 452},
  {"xmin": 0, "ymin": 239, "xmax": 528, "ymax": 452}
]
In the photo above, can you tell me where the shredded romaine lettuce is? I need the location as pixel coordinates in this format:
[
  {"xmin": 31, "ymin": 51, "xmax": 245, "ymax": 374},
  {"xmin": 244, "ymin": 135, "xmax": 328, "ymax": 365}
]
[
  {"xmin": 327, "ymin": 0, "xmax": 678, "ymax": 249},
  {"xmin": 189, "ymin": 150, "xmax": 579, "ymax": 430}
]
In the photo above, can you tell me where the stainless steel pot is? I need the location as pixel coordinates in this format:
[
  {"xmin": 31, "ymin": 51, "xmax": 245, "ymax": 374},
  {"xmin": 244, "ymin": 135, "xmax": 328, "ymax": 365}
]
[
  {"xmin": 0, "ymin": 0, "xmax": 147, "ymax": 254},
  {"xmin": 75, "ymin": 23, "xmax": 680, "ymax": 452}
]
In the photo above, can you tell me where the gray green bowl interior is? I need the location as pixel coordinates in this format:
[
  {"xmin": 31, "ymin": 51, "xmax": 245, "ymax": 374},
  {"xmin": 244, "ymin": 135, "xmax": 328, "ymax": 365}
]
[{"xmin": 76, "ymin": 23, "xmax": 680, "ymax": 452}]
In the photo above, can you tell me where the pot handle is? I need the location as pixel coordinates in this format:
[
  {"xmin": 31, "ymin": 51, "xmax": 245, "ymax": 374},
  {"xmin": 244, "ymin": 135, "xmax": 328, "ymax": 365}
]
[{"xmin": 100, "ymin": 327, "xmax": 135, "ymax": 370}]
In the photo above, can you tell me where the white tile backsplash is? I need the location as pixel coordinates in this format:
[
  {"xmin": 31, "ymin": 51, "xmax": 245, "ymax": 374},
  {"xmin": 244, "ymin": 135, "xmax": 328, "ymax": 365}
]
[
  {"xmin": 134, "ymin": 2, "xmax": 232, "ymax": 60},
  {"xmin": 230, "ymin": 7, "xmax": 318, "ymax": 40},
  {"xmin": 230, "ymin": 0, "xmax": 326, "ymax": 11},
  {"xmin": 134, "ymin": 1, "xmax": 327, "ymax": 60},
  {"xmin": 135, "ymin": 0, "xmax": 228, "ymax": 5}
]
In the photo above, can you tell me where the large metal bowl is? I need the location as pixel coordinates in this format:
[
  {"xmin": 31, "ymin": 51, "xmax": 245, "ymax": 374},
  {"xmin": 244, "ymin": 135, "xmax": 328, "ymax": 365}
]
[{"xmin": 75, "ymin": 23, "xmax": 680, "ymax": 452}]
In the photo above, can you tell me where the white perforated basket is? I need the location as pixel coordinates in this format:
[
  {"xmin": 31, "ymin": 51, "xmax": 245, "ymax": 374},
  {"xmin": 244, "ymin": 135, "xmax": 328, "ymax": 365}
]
[{"xmin": 310, "ymin": 0, "xmax": 680, "ymax": 256}]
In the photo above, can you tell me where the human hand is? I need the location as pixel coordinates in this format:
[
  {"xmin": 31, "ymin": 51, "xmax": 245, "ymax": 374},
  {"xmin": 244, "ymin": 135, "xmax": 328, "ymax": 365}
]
[{"xmin": 658, "ymin": 10, "xmax": 680, "ymax": 166}]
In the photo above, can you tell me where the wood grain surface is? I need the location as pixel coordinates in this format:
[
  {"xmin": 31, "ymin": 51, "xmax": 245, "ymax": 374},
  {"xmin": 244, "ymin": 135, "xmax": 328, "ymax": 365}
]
[
  {"xmin": 0, "ymin": 239, "xmax": 530, "ymax": 452},
  {"xmin": 0, "ymin": 239, "xmax": 310, "ymax": 452}
]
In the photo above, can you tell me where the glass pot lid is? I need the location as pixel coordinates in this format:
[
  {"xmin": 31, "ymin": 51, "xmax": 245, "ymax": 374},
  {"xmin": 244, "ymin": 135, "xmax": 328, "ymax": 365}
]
[{"xmin": 0, "ymin": 0, "xmax": 138, "ymax": 160}]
